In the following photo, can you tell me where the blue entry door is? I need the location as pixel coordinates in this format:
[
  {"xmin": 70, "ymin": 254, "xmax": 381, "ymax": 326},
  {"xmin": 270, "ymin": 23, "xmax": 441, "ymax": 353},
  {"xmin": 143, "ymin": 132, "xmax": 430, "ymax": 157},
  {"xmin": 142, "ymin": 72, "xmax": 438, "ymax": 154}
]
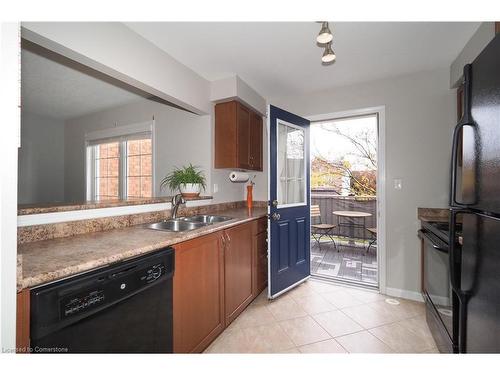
[{"xmin": 268, "ymin": 105, "xmax": 311, "ymax": 298}]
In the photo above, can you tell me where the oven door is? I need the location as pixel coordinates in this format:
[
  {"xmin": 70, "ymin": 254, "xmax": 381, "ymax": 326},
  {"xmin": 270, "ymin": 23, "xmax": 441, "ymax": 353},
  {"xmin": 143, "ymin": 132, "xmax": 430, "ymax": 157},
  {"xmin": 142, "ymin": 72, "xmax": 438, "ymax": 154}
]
[{"xmin": 420, "ymin": 229, "xmax": 456, "ymax": 348}]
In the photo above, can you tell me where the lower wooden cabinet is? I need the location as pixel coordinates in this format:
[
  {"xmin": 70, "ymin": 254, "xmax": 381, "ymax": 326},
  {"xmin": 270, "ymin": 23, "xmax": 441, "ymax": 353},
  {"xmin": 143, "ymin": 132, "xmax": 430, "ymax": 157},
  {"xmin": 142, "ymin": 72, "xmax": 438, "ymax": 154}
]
[
  {"xmin": 224, "ymin": 222, "xmax": 254, "ymax": 325},
  {"xmin": 252, "ymin": 217, "xmax": 268, "ymax": 296},
  {"xmin": 16, "ymin": 289, "xmax": 30, "ymax": 353},
  {"xmin": 173, "ymin": 218, "xmax": 268, "ymax": 353},
  {"xmin": 173, "ymin": 232, "xmax": 225, "ymax": 353}
]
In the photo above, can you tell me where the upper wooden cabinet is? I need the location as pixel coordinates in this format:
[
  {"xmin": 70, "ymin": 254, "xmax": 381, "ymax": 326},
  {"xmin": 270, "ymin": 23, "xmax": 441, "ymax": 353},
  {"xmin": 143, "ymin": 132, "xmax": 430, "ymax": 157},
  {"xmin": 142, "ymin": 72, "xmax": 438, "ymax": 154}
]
[{"xmin": 215, "ymin": 100, "xmax": 263, "ymax": 171}]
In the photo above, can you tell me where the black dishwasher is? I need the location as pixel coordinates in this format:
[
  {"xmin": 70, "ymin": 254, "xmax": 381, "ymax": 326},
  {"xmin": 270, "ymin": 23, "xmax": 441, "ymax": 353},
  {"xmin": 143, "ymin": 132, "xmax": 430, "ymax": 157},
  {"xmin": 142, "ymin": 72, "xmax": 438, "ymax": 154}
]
[{"xmin": 30, "ymin": 247, "xmax": 174, "ymax": 353}]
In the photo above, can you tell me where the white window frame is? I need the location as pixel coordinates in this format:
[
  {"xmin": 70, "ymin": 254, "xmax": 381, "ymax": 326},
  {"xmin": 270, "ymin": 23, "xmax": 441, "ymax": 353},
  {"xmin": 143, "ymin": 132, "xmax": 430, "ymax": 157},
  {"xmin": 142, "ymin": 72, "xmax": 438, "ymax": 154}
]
[
  {"xmin": 275, "ymin": 119, "xmax": 307, "ymax": 209},
  {"xmin": 85, "ymin": 120, "xmax": 155, "ymax": 201}
]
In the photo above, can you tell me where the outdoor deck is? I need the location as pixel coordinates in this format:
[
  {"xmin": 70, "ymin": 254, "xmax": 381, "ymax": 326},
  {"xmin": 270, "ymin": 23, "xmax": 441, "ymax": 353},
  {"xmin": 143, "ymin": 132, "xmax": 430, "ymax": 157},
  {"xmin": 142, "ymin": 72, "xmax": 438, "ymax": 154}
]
[
  {"xmin": 311, "ymin": 237, "xmax": 378, "ymax": 286},
  {"xmin": 310, "ymin": 192, "xmax": 378, "ymax": 286}
]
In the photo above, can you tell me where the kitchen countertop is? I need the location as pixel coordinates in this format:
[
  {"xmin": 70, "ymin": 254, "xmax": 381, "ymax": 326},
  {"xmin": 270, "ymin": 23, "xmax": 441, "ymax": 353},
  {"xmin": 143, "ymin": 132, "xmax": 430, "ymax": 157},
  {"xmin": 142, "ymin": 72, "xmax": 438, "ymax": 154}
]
[
  {"xmin": 417, "ymin": 207, "xmax": 450, "ymax": 223},
  {"xmin": 18, "ymin": 196, "xmax": 213, "ymax": 215},
  {"xmin": 17, "ymin": 207, "xmax": 267, "ymax": 291}
]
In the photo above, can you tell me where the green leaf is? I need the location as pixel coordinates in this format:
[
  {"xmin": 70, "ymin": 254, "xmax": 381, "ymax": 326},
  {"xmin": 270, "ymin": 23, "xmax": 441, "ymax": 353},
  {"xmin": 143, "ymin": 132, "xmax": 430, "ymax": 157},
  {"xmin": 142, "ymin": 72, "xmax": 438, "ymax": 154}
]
[{"xmin": 160, "ymin": 163, "xmax": 206, "ymax": 193}]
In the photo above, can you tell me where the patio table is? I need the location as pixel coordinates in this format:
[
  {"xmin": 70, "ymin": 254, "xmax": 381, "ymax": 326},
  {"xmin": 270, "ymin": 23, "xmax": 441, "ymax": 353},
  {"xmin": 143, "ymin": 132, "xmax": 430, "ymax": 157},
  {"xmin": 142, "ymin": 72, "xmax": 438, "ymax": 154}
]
[{"xmin": 332, "ymin": 210, "xmax": 372, "ymax": 250}]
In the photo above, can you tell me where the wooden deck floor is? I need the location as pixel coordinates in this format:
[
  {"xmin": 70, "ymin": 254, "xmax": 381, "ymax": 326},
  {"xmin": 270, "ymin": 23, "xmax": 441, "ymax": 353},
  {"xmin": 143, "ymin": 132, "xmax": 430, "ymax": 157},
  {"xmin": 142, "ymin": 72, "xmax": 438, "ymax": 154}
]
[{"xmin": 311, "ymin": 238, "xmax": 378, "ymax": 286}]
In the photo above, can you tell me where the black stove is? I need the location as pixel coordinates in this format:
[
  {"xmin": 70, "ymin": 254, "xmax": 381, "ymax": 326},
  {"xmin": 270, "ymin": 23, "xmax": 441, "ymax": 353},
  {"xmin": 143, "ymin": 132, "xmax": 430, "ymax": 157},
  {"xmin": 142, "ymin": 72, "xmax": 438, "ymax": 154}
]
[
  {"xmin": 421, "ymin": 220, "xmax": 462, "ymax": 244},
  {"xmin": 419, "ymin": 220, "xmax": 461, "ymax": 353}
]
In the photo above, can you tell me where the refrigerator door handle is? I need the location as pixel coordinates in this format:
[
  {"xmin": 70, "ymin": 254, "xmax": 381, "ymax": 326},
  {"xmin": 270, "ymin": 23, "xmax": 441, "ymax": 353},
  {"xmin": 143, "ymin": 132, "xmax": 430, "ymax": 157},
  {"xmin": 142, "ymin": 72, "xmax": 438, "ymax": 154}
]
[
  {"xmin": 450, "ymin": 122, "xmax": 476, "ymax": 207},
  {"xmin": 450, "ymin": 64, "xmax": 476, "ymax": 208}
]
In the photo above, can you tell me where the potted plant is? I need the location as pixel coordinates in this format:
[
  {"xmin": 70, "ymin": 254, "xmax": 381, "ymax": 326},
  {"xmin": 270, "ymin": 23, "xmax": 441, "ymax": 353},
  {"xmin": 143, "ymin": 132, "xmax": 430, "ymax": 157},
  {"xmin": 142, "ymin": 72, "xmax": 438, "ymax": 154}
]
[{"xmin": 160, "ymin": 164, "xmax": 207, "ymax": 198}]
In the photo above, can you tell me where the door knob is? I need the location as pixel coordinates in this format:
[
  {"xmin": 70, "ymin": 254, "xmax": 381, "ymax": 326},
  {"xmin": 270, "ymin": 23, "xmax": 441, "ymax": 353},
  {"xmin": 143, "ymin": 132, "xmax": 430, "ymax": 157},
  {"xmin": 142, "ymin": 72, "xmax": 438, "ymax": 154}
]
[
  {"xmin": 271, "ymin": 200, "xmax": 279, "ymax": 207},
  {"xmin": 271, "ymin": 212, "xmax": 281, "ymax": 221}
]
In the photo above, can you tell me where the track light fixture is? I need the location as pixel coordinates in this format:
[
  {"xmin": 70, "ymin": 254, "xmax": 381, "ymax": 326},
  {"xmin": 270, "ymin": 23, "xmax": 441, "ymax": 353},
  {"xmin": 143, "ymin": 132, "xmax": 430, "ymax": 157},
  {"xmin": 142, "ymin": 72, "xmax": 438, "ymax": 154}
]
[
  {"xmin": 316, "ymin": 22, "xmax": 333, "ymax": 44},
  {"xmin": 316, "ymin": 22, "xmax": 336, "ymax": 64},
  {"xmin": 321, "ymin": 43, "xmax": 336, "ymax": 63}
]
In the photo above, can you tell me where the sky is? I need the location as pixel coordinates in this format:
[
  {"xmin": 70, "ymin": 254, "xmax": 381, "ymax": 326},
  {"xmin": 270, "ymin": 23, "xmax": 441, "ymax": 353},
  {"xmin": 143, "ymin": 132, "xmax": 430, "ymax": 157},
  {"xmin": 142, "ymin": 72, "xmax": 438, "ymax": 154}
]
[{"xmin": 310, "ymin": 114, "xmax": 378, "ymax": 171}]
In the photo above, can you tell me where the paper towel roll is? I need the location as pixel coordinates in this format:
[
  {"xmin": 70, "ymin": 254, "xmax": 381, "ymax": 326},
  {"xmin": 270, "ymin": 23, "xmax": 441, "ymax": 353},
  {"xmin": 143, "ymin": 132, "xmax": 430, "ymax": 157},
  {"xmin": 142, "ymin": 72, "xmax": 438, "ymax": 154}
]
[{"xmin": 229, "ymin": 171, "xmax": 250, "ymax": 182}]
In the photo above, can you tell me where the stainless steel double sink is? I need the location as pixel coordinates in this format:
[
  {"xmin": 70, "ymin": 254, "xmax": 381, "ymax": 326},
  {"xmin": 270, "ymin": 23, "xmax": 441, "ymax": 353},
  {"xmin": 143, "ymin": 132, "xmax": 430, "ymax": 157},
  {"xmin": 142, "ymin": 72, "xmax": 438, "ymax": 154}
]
[{"xmin": 144, "ymin": 214, "xmax": 233, "ymax": 233}]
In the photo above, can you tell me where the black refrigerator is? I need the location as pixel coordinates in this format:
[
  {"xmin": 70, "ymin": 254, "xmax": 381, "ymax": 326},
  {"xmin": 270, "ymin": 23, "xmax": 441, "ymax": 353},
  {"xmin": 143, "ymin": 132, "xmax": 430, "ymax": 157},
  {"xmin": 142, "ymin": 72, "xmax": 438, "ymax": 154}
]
[{"xmin": 449, "ymin": 33, "xmax": 500, "ymax": 353}]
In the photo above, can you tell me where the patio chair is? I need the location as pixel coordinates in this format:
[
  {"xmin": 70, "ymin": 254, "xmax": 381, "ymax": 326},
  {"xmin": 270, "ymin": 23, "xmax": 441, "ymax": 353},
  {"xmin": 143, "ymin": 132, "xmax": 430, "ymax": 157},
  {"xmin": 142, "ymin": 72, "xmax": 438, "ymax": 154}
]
[
  {"xmin": 366, "ymin": 227, "xmax": 377, "ymax": 254},
  {"xmin": 311, "ymin": 205, "xmax": 338, "ymax": 251}
]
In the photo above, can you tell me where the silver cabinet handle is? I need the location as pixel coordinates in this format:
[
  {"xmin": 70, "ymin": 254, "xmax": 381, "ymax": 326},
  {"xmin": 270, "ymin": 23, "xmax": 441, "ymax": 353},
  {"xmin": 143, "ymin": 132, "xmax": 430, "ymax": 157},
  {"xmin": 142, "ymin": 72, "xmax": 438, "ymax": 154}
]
[
  {"xmin": 271, "ymin": 212, "xmax": 281, "ymax": 221},
  {"xmin": 225, "ymin": 233, "xmax": 231, "ymax": 245},
  {"xmin": 221, "ymin": 235, "xmax": 226, "ymax": 249}
]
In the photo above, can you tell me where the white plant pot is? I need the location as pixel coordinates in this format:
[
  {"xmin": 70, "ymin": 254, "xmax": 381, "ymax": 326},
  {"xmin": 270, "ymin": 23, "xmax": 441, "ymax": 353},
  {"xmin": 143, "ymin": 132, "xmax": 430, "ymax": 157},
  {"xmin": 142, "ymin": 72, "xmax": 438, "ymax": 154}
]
[{"xmin": 179, "ymin": 183, "xmax": 201, "ymax": 198}]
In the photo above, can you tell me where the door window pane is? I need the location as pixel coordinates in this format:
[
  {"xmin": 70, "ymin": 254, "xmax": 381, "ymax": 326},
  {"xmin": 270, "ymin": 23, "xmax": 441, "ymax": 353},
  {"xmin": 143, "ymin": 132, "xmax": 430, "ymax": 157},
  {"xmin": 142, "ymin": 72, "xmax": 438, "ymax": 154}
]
[{"xmin": 277, "ymin": 122, "xmax": 305, "ymax": 206}]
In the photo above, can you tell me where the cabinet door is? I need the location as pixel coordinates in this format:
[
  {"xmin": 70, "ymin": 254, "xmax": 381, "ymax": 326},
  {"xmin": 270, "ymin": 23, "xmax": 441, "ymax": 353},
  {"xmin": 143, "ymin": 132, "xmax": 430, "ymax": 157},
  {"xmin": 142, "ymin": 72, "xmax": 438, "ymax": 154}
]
[
  {"xmin": 252, "ymin": 217, "xmax": 268, "ymax": 296},
  {"xmin": 214, "ymin": 101, "xmax": 238, "ymax": 168},
  {"xmin": 17, "ymin": 289, "xmax": 30, "ymax": 353},
  {"xmin": 173, "ymin": 232, "xmax": 225, "ymax": 353},
  {"xmin": 237, "ymin": 103, "xmax": 251, "ymax": 169},
  {"xmin": 224, "ymin": 223, "xmax": 254, "ymax": 324},
  {"xmin": 255, "ymin": 231, "xmax": 268, "ymax": 294},
  {"xmin": 249, "ymin": 112, "xmax": 263, "ymax": 171}
]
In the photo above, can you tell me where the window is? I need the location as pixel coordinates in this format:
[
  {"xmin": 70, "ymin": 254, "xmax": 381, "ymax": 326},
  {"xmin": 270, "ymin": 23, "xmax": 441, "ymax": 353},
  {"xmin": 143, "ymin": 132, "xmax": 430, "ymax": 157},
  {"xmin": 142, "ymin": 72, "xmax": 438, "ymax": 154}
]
[
  {"xmin": 277, "ymin": 121, "xmax": 306, "ymax": 207},
  {"xmin": 86, "ymin": 122, "xmax": 153, "ymax": 201},
  {"xmin": 94, "ymin": 141, "xmax": 120, "ymax": 200},
  {"xmin": 126, "ymin": 139, "xmax": 152, "ymax": 198}
]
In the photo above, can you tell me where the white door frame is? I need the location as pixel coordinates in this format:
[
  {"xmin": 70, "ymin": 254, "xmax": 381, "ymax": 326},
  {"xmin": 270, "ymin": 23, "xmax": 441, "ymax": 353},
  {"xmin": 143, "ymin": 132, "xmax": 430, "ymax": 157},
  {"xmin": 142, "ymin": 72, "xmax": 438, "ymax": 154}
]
[{"xmin": 306, "ymin": 106, "xmax": 387, "ymax": 294}]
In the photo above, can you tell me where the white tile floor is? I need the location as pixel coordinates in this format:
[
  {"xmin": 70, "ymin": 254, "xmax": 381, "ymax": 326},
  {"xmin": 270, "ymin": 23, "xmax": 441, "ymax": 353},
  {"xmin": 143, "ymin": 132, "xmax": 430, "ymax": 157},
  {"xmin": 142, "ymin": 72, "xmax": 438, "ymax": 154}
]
[{"xmin": 205, "ymin": 279, "xmax": 438, "ymax": 354}]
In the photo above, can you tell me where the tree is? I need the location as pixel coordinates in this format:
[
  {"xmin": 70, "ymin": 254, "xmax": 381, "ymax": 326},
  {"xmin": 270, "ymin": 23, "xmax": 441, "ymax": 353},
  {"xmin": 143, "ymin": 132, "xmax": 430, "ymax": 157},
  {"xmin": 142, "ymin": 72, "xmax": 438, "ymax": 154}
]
[{"xmin": 313, "ymin": 122, "xmax": 377, "ymax": 196}]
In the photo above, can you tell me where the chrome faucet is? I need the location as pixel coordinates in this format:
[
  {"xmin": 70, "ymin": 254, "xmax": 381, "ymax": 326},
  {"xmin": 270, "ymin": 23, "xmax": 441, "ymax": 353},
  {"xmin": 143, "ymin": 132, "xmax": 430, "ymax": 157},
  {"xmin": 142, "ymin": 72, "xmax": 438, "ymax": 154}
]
[{"xmin": 171, "ymin": 194, "xmax": 185, "ymax": 219}]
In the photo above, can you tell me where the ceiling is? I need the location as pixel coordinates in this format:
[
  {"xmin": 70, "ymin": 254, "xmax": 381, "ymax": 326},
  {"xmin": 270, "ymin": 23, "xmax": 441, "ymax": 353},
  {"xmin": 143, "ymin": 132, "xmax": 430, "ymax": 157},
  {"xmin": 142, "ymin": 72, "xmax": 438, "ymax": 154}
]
[
  {"xmin": 21, "ymin": 47, "xmax": 145, "ymax": 120},
  {"xmin": 126, "ymin": 22, "xmax": 481, "ymax": 99}
]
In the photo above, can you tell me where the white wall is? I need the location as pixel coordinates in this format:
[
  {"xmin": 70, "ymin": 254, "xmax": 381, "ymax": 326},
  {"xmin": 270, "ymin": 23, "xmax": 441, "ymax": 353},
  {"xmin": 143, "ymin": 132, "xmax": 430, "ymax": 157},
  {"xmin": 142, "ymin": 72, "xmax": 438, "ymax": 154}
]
[
  {"xmin": 450, "ymin": 22, "xmax": 496, "ymax": 88},
  {"xmin": 271, "ymin": 67, "xmax": 456, "ymax": 295},
  {"xmin": 210, "ymin": 75, "xmax": 267, "ymax": 116},
  {"xmin": 64, "ymin": 99, "xmax": 244, "ymax": 204},
  {"xmin": 1, "ymin": 22, "xmax": 20, "ymax": 352},
  {"xmin": 18, "ymin": 111, "xmax": 65, "ymax": 204},
  {"xmin": 21, "ymin": 23, "xmax": 211, "ymax": 114}
]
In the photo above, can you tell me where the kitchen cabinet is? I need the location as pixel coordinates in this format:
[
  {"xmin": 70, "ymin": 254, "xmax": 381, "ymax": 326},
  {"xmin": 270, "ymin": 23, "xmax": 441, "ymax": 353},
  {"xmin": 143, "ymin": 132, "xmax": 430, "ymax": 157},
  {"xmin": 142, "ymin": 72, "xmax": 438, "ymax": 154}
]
[
  {"xmin": 173, "ymin": 218, "xmax": 266, "ymax": 353},
  {"xmin": 249, "ymin": 111, "xmax": 263, "ymax": 170},
  {"xmin": 253, "ymin": 217, "xmax": 268, "ymax": 296},
  {"xmin": 215, "ymin": 100, "xmax": 263, "ymax": 171},
  {"xmin": 173, "ymin": 232, "xmax": 225, "ymax": 353},
  {"xmin": 223, "ymin": 222, "xmax": 254, "ymax": 325},
  {"xmin": 16, "ymin": 289, "xmax": 30, "ymax": 353}
]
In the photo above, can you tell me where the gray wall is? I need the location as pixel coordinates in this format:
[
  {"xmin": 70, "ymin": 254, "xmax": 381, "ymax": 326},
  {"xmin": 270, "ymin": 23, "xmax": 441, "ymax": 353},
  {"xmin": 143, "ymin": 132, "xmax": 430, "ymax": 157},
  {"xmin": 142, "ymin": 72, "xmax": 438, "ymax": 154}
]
[
  {"xmin": 64, "ymin": 99, "xmax": 245, "ymax": 204},
  {"xmin": 271, "ymin": 67, "xmax": 456, "ymax": 295},
  {"xmin": 18, "ymin": 111, "xmax": 65, "ymax": 204},
  {"xmin": 450, "ymin": 22, "xmax": 496, "ymax": 88}
]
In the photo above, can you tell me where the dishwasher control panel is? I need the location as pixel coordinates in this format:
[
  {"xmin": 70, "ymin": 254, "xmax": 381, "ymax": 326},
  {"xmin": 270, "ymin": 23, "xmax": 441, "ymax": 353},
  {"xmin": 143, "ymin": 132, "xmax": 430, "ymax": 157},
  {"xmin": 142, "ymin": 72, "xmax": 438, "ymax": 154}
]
[
  {"xmin": 141, "ymin": 263, "xmax": 165, "ymax": 284},
  {"xmin": 62, "ymin": 290, "xmax": 105, "ymax": 317}
]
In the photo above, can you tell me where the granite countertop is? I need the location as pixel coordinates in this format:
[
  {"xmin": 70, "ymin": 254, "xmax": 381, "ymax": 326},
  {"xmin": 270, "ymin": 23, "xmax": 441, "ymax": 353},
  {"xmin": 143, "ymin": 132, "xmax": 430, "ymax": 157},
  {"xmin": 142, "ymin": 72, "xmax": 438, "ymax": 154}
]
[
  {"xmin": 17, "ymin": 207, "xmax": 267, "ymax": 291},
  {"xmin": 18, "ymin": 196, "xmax": 213, "ymax": 215},
  {"xmin": 417, "ymin": 207, "xmax": 450, "ymax": 223}
]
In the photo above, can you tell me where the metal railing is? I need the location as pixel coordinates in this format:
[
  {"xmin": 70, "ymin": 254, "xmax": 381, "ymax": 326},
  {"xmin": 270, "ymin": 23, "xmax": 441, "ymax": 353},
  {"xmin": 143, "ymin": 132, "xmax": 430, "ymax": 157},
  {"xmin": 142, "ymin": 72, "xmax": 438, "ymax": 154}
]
[{"xmin": 311, "ymin": 191, "xmax": 377, "ymax": 240}]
